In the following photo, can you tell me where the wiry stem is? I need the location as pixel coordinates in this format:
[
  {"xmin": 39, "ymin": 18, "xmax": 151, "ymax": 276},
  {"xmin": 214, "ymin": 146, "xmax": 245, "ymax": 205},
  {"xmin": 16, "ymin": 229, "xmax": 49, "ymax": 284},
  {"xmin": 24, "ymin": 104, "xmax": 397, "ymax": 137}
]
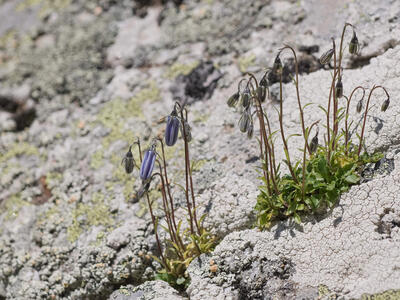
[
  {"xmin": 157, "ymin": 138, "xmax": 178, "ymax": 233},
  {"xmin": 344, "ymin": 86, "xmax": 365, "ymax": 153},
  {"xmin": 174, "ymin": 102, "xmax": 197, "ymax": 236},
  {"xmin": 278, "ymin": 69, "xmax": 298, "ymax": 183},
  {"xmin": 279, "ymin": 45, "xmax": 311, "ymax": 154},
  {"xmin": 246, "ymin": 73, "xmax": 278, "ymax": 193},
  {"xmin": 357, "ymin": 85, "xmax": 390, "ymax": 156}
]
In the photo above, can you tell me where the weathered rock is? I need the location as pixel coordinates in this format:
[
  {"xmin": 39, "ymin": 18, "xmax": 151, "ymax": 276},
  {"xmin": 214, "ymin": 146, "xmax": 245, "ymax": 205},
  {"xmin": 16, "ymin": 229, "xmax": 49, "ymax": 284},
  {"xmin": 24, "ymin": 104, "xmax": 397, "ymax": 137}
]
[{"xmin": 108, "ymin": 281, "xmax": 186, "ymax": 300}]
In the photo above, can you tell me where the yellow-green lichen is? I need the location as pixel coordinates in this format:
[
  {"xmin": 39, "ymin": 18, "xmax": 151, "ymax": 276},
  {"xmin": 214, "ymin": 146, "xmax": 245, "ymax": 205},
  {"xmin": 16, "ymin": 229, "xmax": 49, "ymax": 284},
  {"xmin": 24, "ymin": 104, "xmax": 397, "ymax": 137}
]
[
  {"xmin": 237, "ymin": 53, "xmax": 256, "ymax": 73},
  {"xmin": 2, "ymin": 193, "xmax": 30, "ymax": 220},
  {"xmin": 0, "ymin": 142, "xmax": 40, "ymax": 164},
  {"xmin": 16, "ymin": 0, "xmax": 71, "ymax": 18},
  {"xmin": 90, "ymin": 149, "xmax": 105, "ymax": 170},
  {"xmin": 45, "ymin": 172, "xmax": 63, "ymax": 189},
  {"xmin": 164, "ymin": 61, "xmax": 199, "ymax": 79},
  {"xmin": 67, "ymin": 192, "xmax": 114, "ymax": 243},
  {"xmin": 192, "ymin": 111, "xmax": 210, "ymax": 123},
  {"xmin": 136, "ymin": 190, "xmax": 160, "ymax": 218},
  {"xmin": 95, "ymin": 81, "xmax": 161, "ymax": 149},
  {"xmin": 359, "ymin": 289, "xmax": 400, "ymax": 300},
  {"xmin": 36, "ymin": 204, "xmax": 61, "ymax": 226},
  {"xmin": 118, "ymin": 288, "xmax": 131, "ymax": 296},
  {"xmin": 318, "ymin": 284, "xmax": 335, "ymax": 299}
]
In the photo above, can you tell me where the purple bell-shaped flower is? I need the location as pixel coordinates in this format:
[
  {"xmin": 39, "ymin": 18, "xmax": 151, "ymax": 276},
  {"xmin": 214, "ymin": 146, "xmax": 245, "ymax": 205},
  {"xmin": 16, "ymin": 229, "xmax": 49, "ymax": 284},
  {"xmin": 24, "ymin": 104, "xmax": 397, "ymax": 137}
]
[
  {"xmin": 165, "ymin": 109, "xmax": 180, "ymax": 146},
  {"xmin": 140, "ymin": 144, "xmax": 156, "ymax": 181}
]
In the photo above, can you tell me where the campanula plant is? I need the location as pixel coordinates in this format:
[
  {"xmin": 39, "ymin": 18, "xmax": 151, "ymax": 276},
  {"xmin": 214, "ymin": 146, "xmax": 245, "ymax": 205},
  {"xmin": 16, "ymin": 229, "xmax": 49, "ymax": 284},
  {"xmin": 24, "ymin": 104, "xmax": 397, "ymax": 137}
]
[
  {"xmin": 227, "ymin": 23, "xmax": 390, "ymax": 229},
  {"xmin": 121, "ymin": 101, "xmax": 215, "ymax": 289}
]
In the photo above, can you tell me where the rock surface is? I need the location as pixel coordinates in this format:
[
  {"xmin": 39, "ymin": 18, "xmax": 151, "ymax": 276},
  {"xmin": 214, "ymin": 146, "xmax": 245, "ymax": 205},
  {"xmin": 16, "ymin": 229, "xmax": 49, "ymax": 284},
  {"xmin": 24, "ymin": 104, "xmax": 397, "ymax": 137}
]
[{"xmin": 1, "ymin": 0, "xmax": 400, "ymax": 299}]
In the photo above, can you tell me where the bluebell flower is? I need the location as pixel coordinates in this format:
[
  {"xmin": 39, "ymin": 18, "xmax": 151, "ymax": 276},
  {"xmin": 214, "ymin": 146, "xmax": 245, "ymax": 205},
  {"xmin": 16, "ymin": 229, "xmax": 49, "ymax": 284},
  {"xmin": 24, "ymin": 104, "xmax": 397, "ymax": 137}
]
[
  {"xmin": 140, "ymin": 145, "xmax": 156, "ymax": 181},
  {"xmin": 165, "ymin": 109, "xmax": 180, "ymax": 146}
]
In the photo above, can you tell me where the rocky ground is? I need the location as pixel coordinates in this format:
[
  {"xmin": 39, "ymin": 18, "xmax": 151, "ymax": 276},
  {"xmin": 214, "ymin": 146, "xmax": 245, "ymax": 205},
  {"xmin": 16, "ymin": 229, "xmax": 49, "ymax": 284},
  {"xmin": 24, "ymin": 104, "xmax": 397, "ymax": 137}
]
[{"xmin": 1, "ymin": 0, "xmax": 400, "ymax": 299}]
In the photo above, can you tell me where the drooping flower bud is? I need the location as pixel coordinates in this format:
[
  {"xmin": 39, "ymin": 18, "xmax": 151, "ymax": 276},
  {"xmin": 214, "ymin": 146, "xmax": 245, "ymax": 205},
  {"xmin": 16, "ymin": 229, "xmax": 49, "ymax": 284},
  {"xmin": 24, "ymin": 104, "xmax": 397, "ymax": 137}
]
[
  {"xmin": 356, "ymin": 99, "xmax": 363, "ymax": 113},
  {"xmin": 381, "ymin": 97, "xmax": 390, "ymax": 112},
  {"xmin": 239, "ymin": 109, "xmax": 251, "ymax": 133},
  {"xmin": 121, "ymin": 145, "xmax": 135, "ymax": 174},
  {"xmin": 227, "ymin": 92, "xmax": 240, "ymax": 108},
  {"xmin": 273, "ymin": 55, "xmax": 282, "ymax": 73},
  {"xmin": 319, "ymin": 48, "xmax": 334, "ymax": 65},
  {"xmin": 335, "ymin": 75, "xmax": 343, "ymax": 98},
  {"xmin": 241, "ymin": 87, "xmax": 251, "ymax": 108},
  {"xmin": 180, "ymin": 119, "xmax": 192, "ymax": 142},
  {"xmin": 257, "ymin": 86, "xmax": 266, "ymax": 102},
  {"xmin": 349, "ymin": 31, "xmax": 359, "ymax": 55},
  {"xmin": 247, "ymin": 122, "xmax": 254, "ymax": 139},
  {"xmin": 165, "ymin": 109, "xmax": 180, "ymax": 146},
  {"xmin": 309, "ymin": 129, "xmax": 319, "ymax": 153},
  {"xmin": 140, "ymin": 145, "xmax": 156, "ymax": 182}
]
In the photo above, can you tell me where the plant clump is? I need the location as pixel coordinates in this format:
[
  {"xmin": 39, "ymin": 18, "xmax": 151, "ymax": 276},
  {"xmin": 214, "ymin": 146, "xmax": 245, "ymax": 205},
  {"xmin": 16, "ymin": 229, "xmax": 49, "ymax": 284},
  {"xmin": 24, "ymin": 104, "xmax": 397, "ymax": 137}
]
[
  {"xmin": 120, "ymin": 102, "xmax": 215, "ymax": 289},
  {"xmin": 227, "ymin": 23, "xmax": 390, "ymax": 229}
]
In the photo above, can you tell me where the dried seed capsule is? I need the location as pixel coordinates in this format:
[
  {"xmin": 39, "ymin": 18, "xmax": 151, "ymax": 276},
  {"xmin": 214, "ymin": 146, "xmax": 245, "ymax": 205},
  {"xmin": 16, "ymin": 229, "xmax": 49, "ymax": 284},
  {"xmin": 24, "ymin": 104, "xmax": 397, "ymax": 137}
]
[
  {"xmin": 247, "ymin": 122, "xmax": 254, "ymax": 139},
  {"xmin": 239, "ymin": 110, "xmax": 251, "ymax": 133},
  {"xmin": 335, "ymin": 76, "xmax": 343, "ymax": 98},
  {"xmin": 140, "ymin": 145, "xmax": 156, "ymax": 181},
  {"xmin": 381, "ymin": 97, "xmax": 390, "ymax": 112},
  {"xmin": 121, "ymin": 145, "xmax": 135, "ymax": 174},
  {"xmin": 319, "ymin": 48, "xmax": 334, "ymax": 65},
  {"xmin": 349, "ymin": 31, "xmax": 359, "ymax": 55},
  {"xmin": 165, "ymin": 109, "xmax": 180, "ymax": 146},
  {"xmin": 180, "ymin": 120, "xmax": 192, "ymax": 142},
  {"xmin": 309, "ymin": 131, "xmax": 319, "ymax": 153},
  {"xmin": 356, "ymin": 99, "xmax": 363, "ymax": 113},
  {"xmin": 241, "ymin": 87, "xmax": 251, "ymax": 108},
  {"xmin": 227, "ymin": 92, "xmax": 240, "ymax": 107}
]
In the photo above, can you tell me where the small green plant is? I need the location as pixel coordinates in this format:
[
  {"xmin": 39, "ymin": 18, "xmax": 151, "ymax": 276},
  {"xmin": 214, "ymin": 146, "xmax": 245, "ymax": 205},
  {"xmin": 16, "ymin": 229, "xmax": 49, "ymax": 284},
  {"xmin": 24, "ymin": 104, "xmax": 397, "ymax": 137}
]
[
  {"xmin": 227, "ymin": 23, "xmax": 390, "ymax": 229},
  {"xmin": 121, "ymin": 102, "xmax": 216, "ymax": 289}
]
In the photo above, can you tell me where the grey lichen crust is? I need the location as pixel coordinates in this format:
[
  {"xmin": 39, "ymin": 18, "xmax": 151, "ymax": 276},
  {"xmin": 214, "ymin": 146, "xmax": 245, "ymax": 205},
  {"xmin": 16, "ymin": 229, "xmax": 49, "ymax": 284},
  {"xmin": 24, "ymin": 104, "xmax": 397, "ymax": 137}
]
[{"xmin": 108, "ymin": 281, "xmax": 185, "ymax": 300}]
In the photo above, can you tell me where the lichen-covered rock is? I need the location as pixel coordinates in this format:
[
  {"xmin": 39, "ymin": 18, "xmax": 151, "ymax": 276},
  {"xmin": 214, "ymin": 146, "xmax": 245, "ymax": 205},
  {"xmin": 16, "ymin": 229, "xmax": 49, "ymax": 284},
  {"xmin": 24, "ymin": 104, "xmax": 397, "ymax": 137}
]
[
  {"xmin": 1, "ymin": 0, "xmax": 400, "ymax": 299},
  {"xmin": 108, "ymin": 281, "xmax": 186, "ymax": 300}
]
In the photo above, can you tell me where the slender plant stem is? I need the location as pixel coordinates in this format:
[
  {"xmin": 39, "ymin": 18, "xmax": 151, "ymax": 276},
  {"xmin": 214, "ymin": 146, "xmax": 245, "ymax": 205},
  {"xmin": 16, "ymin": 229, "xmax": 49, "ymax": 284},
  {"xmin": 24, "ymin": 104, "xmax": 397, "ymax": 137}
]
[
  {"xmin": 337, "ymin": 23, "xmax": 353, "ymax": 80},
  {"xmin": 158, "ymin": 138, "xmax": 178, "ymax": 233},
  {"xmin": 344, "ymin": 86, "xmax": 365, "ymax": 153},
  {"xmin": 153, "ymin": 168, "xmax": 181, "ymax": 257},
  {"xmin": 182, "ymin": 107, "xmax": 201, "ymax": 235},
  {"xmin": 357, "ymin": 85, "xmax": 390, "ymax": 156},
  {"xmin": 278, "ymin": 70, "xmax": 298, "ymax": 183},
  {"xmin": 174, "ymin": 103, "xmax": 196, "ymax": 236},
  {"xmin": 145, "ymin": 192, "xmax": 168, "ymax": 270},
  {"xmin": 279, "ymin": 45, "xmax": 310, "ymax": 154},
  {"xmin": 327, "ymin": 38, "xmax": 337, "ymax": 160},
  {"xmin": 246, "ymin": 73, "xmax": 278, "ymax": 193}
]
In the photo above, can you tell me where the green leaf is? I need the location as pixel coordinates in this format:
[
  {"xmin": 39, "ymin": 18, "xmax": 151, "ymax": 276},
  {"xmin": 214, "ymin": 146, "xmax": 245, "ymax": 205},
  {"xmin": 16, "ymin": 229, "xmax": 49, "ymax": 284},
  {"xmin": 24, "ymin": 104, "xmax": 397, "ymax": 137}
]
[
  {"xmin": 176, "ymin": 277, "xmax": 186, "ymax": 285},
  {"xmin": 345, "ymin": 174, "xmax": 359, "ymax": 184}
]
